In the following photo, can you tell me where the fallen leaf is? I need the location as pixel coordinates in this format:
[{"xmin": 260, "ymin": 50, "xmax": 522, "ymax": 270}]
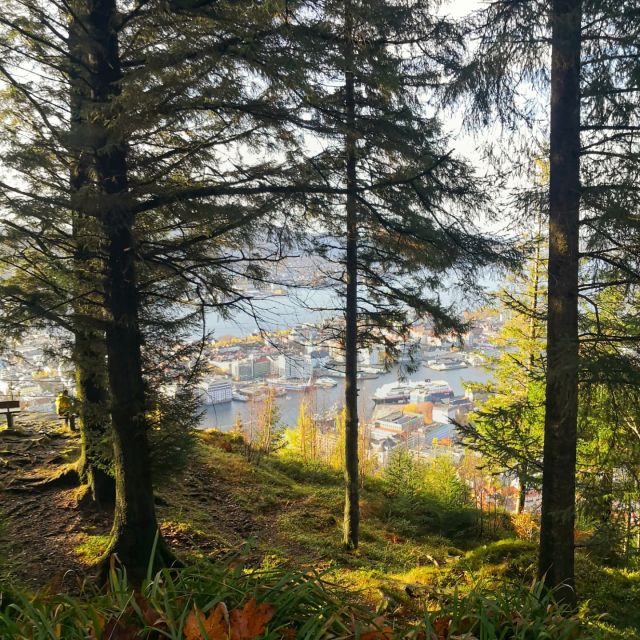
[
  {"xmin": 134, "ymin": 592, "xmax": 165, "ymax": 628},
  {"xmin": 100, "ymin": 617, "xmax": 139, "ymax": 640},
  {"xmin": 184, "ymin": 603, "xmax": 229, "ymax": 640},
  {"xmin": 357, "ymin": 616, "xmax": 393, "ymax": 640},
  {"xmin": 359, "ymin": 627, "xmax": 393, "ymax": 640},
  {"xmin": 229, "ymin": 597, "xmax": 276, "ymax": 640},
  {"xmin": 184, "ymin": 606, "xmax": 207, "ymax": 640},
  {"xmin": 455, "ymin": 617, "xmax": 474, "ymax": 635},
  {"xmin": 432, "ymin": 615, "xmax": 452, "ymax": 640}
]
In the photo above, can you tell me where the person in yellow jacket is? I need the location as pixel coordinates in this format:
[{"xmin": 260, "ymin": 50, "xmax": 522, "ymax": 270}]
[{"xmin": 55, "ymin": 389, "xmax": 77, "ymax": 430}]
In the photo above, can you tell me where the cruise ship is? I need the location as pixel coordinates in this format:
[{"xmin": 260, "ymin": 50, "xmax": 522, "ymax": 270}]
[
  {"xmin": 427, "ymin": 359, "xmax": 468, "ymax": 371},
  {"xmin": 199, "ymin": 380, "xmax": 233, "ymax": 405},
  {"xmin": 372, "ymin": 379, "xmax": 454, "ymax": 404},
  {"xmin": 267, "ymin": 377, "xmax": 314, "ymax": 391}
]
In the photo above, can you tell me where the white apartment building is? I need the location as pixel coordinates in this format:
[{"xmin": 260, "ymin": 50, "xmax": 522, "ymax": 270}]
[{"xmin": 276, "ymin": 353, "xmax": 314, "ymax": 379}]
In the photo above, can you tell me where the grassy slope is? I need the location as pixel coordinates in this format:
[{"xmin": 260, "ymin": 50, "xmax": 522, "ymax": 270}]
[
  {"xmin": 151, "ymin": 432, "xmax": 640, "ymax": 638},
  {"xmin": 158, "ymin": 432, "xmax": 467, "ymax": 598},
  {"xmin": 9, "ymin": 428, "xmax": 638, "ymax": 638}
]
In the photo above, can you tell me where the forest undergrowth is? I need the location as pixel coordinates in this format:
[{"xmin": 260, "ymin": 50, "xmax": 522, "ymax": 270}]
[{"xmin": 1, "ymin": 423, "xmax": 638, "ymax": 638}]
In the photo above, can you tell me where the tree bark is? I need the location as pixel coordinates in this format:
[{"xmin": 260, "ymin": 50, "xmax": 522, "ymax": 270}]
[
  {"xmin": 69, "ymin": 11, "xmax": 115, "ymax": 507},
  {"xmin": 538, "ymin": 0, "xmax": 582, "ymax": 607},
  {"xmin": 74, "ymin": 330, "xmax": 115, "ymax": 506},
  {"xmin": 80, "ymin": 0, "xmax": 173, "ymax": 582},
  {"xmin": 517, "ymin": 475, "xmax": 526, "ymax": 514},
  {"xmin": 342, "ymin": 0, "xmax": 359, "ymax": 550}
]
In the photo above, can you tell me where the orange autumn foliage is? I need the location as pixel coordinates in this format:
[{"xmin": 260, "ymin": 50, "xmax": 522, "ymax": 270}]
[{"xmin": 184, "ymin": 598, "xmax": 275, "ymax": 640}]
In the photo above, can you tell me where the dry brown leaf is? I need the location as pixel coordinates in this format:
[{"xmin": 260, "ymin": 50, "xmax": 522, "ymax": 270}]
[
  {"xmin": 100, "ymin": 617, "xmax": 139, "ymax": 640},
  {"xmin": 229, "ymin": 597, "xmax": 276, "ymax": 640},
  {"xmin": 184, "ymin": 606, "xmax": 207, "ymax": 640},
  {"xmin": 356, "ymin": 616, "xmax": 393, "ymax": 640},
  {"xmin": 184, "ymin": 603, "xmax": 230, "ymax": 640},
  {"xmin": 359, "ymin": 627, "xmax": 393, "ymax": 640},
  {"xmin": 432, "ymin": 615, "xmax": 452, "ymax": 640},
  {"xmin": 134, "ymin": 592, "xmax": 165, "ymax": 629}
]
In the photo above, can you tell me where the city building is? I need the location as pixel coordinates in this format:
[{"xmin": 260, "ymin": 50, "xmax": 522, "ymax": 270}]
[
  {"xmin": 253, "ymin": 356, "xmax": 271, "ymax": 379},
  {"xmin": 373, "ymin": 410, "xmax": 423, "ymax": 435},
  {"xmin": 432, "ymin": 398, "xmax": 473, "ymax": 424},
  {"xmin": 275, "ymin": 353, "xmax": 313, "ymax": 380},
  {"xmin": 359, "ymin": 346, "xmax": 384, "ymax": 367},
  {"xmin": 230, "ymin": 355, "xmax": 272, "ymax": 381},
  {"xmin": 231, "ymin": 359, "xmax": 254, "ymax": 381}
]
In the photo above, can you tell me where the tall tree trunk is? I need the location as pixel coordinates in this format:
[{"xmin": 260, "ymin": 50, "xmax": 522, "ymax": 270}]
[
  {"xmin": 74, "ymin": 330, "xmax": 115, "ymax": 505},
  {"xmin": 69, "ymin": 12, "xmax": 115, "ymax": 507},
  {"xmin": 517, "ymin": 470, "xmax": 527, "ymax": 514},
  {"xmin": 538, "ymin": 0, "xmax": 582, "ymax": 606},
  {"xmin": 81, "ymin": 0, "xmax": 173, "ymax": 582},
  {"xmin": 342, "ymin": 0, "xmax": 359, "ymax": 550}
]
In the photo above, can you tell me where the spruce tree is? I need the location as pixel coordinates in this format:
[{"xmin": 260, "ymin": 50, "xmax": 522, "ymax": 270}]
[
  {"xmin": 447, "ymin": 0, "xmax": 640, "ymax": 602},
  {"xmin": 462, "ymin": 229, "xmax": 547, "ymax": 513},
  {"xmin": 0, "ymin": 0, "xmax": 368, "ymax": 575},
  {"xmin": 275, "ymin": 0, "xmax": 517, "ymax": 549}
]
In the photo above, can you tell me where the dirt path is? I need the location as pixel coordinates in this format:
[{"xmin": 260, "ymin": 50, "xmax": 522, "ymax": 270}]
[
  {"xmin": 0, "ymin": 418, "xmax": 110, "ymax": 590},
  {"xmin": 0, "ymin": 418, "xmax": 259, "ymax": 591}
]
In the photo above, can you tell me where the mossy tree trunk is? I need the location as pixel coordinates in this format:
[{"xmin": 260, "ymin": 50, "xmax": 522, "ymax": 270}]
[
  {"xmin": 69, "ymin": 11, "xmax": 115, "ymax": 507},
  {"xmin": 74, "ymin": 330, "xmax": 115, "ymax": 506},
  {"xmin": 342, "ymin": 0, "xmax": 359, "ymax": 551},
  {"xmin": 78, "ymin": 0, "xmax": 172, "ymax": 582},
  {"xmin": 537, "ymin": 0, "xmax": 582, "ymax": 607}
]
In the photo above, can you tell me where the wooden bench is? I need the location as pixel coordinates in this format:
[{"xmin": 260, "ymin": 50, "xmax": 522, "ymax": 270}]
[{"xmin": 0, "ymin": 400, "xmax": 20, "ymax": 429}]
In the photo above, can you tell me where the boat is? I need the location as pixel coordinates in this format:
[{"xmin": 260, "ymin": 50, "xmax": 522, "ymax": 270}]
[
  {"xmin": 199, "ymin": 380, "xmax": 233, "ymax": 405},
  {"xmin": 465, "ymin": 353, "xmax": 486, "ymax": 366},
  {"xmin": 317, "ymin": 367, "xmax": 378, "ymax": 380},
  {"xmin": 428, "ymin": 360, "xmax": 468, "ymax": 371},
  {"xmin": 318, "ymin": 369, "xmax": 346, "ymax": 378},
  {"xmin": 358, "ymin": 368, "xmax": 380, "ymax": 379},
  {"xmin": 267, "ymin": 377, "xmax": 314, "ymax": 391},
  {"xmin": 316, "ymin": 377, "xmax": 339, "ymax": 388},
  {"xmin": 372, "ymin": 383, "xmax": 411, "ymax": 404},
  {"xmin": 373, "ymin": 379, "xmax": 454, "ymax": 405},
  {"xmin": 232, "ymin": 391, "xmax": 249, "ymax": 402}
]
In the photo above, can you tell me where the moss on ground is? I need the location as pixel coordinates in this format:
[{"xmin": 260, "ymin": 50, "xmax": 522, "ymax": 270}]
[
  {"xmin": 2, "ymin": 427, "xmax": 638, "ymax": 638},
  {"xmin": 168, "ymin": 431, "xmax": 640, "ymax": 638},
  {"xmin": 74, "ymin": 534, "xmax": 111, "ymax": 564}
]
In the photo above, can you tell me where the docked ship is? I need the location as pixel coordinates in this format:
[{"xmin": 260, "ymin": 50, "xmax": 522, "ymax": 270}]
[
  {"xmin": 373, "ymin": 379, "xmax": 454, "ymax": 405},
  {"xmin": 316, "ymin": 367, "xmax": 379, "ymax": 380},
  {"xmin": 267, "ymin": 377, "xmax": 314, "ymax": 391},
  {"xmin": 315, "ymin": 377, "xmax": 339, "ymax": 388},
  {"xmin": 199, "ymin": 380, "xmax": 233, "ymax": 405},
  {"xmin": 231, "ymin": 390, "xmax": 249, "ymax": 402},
  {"xmin": 427, "ymin": 359, "xmax": 468, "ymax": 371}
]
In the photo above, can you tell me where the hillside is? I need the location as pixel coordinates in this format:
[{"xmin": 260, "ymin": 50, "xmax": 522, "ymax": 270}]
[{"xmin": 1, "ymin": 421, "xmax": 639, "ymax": 638}]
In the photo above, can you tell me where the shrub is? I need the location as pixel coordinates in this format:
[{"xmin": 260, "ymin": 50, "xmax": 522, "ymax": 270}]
[
  {"xmin": 512, "ymin": 511, "xmax": 540, "ymax": 542},
  {"xmin": 413, "ymin": 579, "xmax": 602, "ymax": 640},
  {"xmin": 382, "ymin": 452, "xmax": 477, "ymax": 540},
  {"xmin": 148, "ymin": 386, "xmax": 199, "ymax": 481},
  {"xmin": 0, "ymin": 561, "xmax": 370, "ymax": 640}
]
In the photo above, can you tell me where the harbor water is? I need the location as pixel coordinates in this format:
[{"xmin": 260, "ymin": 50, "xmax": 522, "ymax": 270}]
[{"xmin": 199, "ymin": 362, "xmax": 492, "ymax": 431}]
